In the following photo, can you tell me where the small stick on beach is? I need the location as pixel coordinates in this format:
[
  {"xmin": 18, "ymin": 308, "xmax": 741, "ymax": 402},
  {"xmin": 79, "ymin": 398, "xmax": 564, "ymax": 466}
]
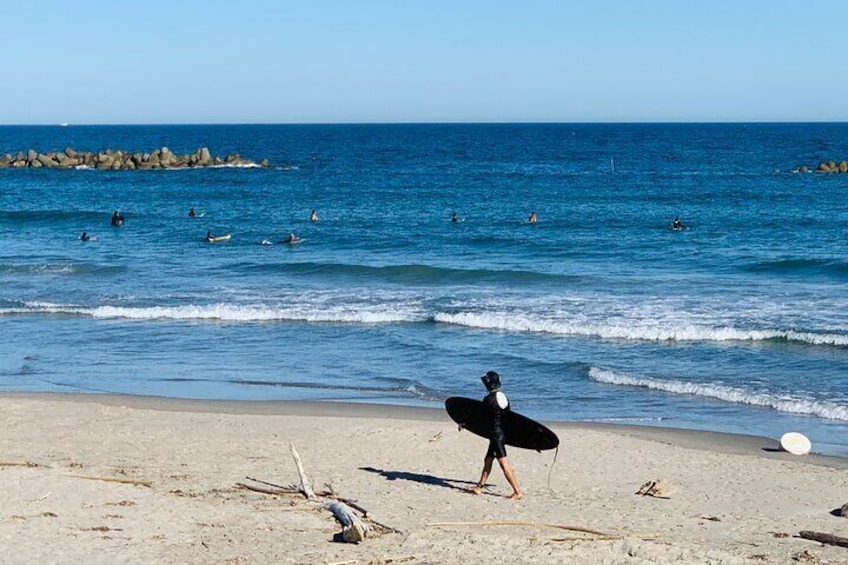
[
  {"xmin": 799, "ymin": 530, "xmax": 848, "ymax": 548},
  {"xmin": 548, "ymin": 535, "xmax": 620, "ymax": 542},
  {"xmin": 69, "ymin": 475, "xmax": 152, "ymax": 488},
  {"xmin": 0, "ymin": 461, "xmax": 41, "ymax": 468},
  {"xmin": 427, "ymin": 520, "xmax": 612, "ymax": 537},
  {"xmin": 236, "ymin": 482, "xmax": 299, "ymax": 496},
  {"xmin": 635, "ymin": 479, "xmax": 672, "ymax": 499},
  {"xmin": 289, "ymin": 442, "xmax": 315, "ymax": 500}
]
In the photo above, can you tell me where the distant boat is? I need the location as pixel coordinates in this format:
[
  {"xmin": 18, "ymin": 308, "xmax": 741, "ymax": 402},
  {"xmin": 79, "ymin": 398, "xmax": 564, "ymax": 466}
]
[{"xmin": 59, "ymin": 122, "xmax": 69, "ymax": 127}]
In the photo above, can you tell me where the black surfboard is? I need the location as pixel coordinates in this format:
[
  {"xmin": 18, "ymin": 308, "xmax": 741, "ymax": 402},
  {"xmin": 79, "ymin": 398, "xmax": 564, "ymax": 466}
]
[{"xmin": 445, "ymin": 397, "xmax": 559, "ymax": 452}]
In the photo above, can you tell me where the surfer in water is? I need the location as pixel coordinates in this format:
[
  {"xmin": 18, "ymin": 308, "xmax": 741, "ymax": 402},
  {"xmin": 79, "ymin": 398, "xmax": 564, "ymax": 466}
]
[
  {"xmin": 471, "ymin": 371, "xmax": 523, "ymax": 500},
  {"xmin": 111, "ymin": 211, "xmax": 125, "ymax": 227},
  {"xmin": 671, "ymin": 216, "xmax": 685, "ymax": 230},
  {"xmin": 80, "ymin": 231, "xmax": 90, "ymax": 241},
  {"xmin": 528, "ymin": 211, "xmax": 537, "ymax": 224},
  {"xmin": 188, "ymin": 207, "xmax": 197, "ymax": 218},
  {"xmin": 309, "ymin": 209, "xmax": 319, "ymax": 222}
]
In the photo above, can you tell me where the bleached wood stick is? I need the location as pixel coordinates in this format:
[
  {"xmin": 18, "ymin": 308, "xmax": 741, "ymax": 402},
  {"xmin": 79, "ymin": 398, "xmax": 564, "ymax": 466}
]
[
  {"xmin": 0, "ymin": 461, "xmax": 41, "ymax": 468},
  {"xmin": 327, "ymin": 500, "xmax": 368, "ymax": 543},
  {"xmin": 69, "ymin": 475, "xmax": 152, "ymax": 488},
  {"xmin": 427, "ymin": 520, "xmax": 611, "ymax": 537},
  {"xmin": 799, "ymin": 530, "xmax": 848, "ymax": 548},
  {"xmin": 289, "ymin": 442, "xmax": 315, "ymax": 499},
  {"xmin": 236, "ymin": 482, "xmax": 299, "ymax": 495},
  {"xmin": 245, "ymin": 476, "xmax": 295, "ymax": 490},
  {"xmin": 334, "ymin": 496, "xmax": 369, "ymax": 516},
  {"xmin": 245, "ymin": 476, "xmax": 332, "ymax": 496}
]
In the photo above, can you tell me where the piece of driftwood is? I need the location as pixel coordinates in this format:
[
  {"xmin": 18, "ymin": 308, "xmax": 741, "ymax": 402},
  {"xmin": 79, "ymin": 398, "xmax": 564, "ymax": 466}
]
[
  {"xmin": 0, "ymin": 461, "xmax": 41, "ymax": 468},
  {"xmin": 245, "ymin": 476, "xmax": 299, "ymax": 491},
  {"xmin": 548, "ymin": 535, "xmax": 620, "ymax": 542},
  {"xmin": 236, "ymin": 482, "xmax": 297, "ymax": 496},
  {"xmin": 289, "ymin": 443, "xmax": 315, "ymax": 500},
  {"xmin": 635, "ymin": 479, "xmax": 671, "ymax": 499},
  {"xmin": 799, "ymin": 530, "xmax": 848, "ymax": 548},
  {"xmin": 427, "ymin": 520, "xmax": 612, "ymax": 537},
  {"xmin": 243, "ymin": 476, "xmax": 402, "ymax": 535},
  {"xmin": 327, "ymin": 500, "xmax": 369, "ymax": 543},
  {"xmin": 69, "ymin": 475, "xmax": 152, "ymax": 488},
  {"xmin": 334, "ymin": 496, "xmax": 369, "ymax": 517}
]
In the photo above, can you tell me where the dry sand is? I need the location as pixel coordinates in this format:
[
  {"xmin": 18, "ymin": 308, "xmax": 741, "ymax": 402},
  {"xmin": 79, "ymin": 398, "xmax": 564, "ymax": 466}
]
[{"xmin": 1, "ymin": 393, "xmax": 847, "ymax": 564}]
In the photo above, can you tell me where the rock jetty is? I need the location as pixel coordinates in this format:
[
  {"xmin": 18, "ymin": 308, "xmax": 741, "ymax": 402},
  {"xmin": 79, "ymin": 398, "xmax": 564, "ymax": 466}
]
[
  {"xmin": 0, "ymin": 147, "xmax": 270, "ymax": 170},
  {"xmin": 791, "ymin": 160, "xmax": 848, "ymax": 174}
]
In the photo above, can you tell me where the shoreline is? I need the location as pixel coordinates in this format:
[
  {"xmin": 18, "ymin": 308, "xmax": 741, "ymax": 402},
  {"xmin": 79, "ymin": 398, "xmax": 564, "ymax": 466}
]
[{"xmin": 7, "ymin": 391, "xmax": 846, "ymax": 468}]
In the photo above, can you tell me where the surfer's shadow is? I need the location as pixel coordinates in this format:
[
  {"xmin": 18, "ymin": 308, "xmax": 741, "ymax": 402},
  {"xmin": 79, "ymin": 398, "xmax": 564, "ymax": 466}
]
[{"xmin": 359, "ymin": 466, "xmax": 477, "ymax": 492}]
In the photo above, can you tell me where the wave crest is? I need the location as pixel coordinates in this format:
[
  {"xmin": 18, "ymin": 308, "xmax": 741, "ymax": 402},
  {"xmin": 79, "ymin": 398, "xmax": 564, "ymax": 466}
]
[
  {"xmin": 588, "ymin": 367, "xmax": 848, "ymax": 422},
  {"xmin": 0, "ymin": 301, "xmax": 423, "ymax": 324},
  {"xmin": 434, "ymin": 312, "xmax": 848, "ymax": 346}
]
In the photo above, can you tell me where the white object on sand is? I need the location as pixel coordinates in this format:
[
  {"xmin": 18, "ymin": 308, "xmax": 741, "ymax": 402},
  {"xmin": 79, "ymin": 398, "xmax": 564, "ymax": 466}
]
[{"xmin": 779, "ymin": 432, "xmax": 811, "ymax": 455}]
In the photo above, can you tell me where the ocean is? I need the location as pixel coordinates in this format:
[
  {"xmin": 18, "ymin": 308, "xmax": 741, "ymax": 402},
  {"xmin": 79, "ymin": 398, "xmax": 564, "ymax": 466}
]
[{"xmin": 1, "ymin": 123, "xmax": 847, "ymax": 455}]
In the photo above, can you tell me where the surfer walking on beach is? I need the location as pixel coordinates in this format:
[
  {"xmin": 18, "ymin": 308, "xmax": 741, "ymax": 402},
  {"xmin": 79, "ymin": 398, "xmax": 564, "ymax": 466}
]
[{"xmin": 471, "ymin": 371, "xmax": 523, "ymax": 500}]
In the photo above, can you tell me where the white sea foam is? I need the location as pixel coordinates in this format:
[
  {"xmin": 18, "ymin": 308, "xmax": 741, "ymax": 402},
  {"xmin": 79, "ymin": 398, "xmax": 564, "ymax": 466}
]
[
  {"xmin": 208, "ymin": 163, "xmax": 262, "ymax": 169},
  {"xmin": 1, "ymin": 263, "xmax": 77, "ymax": 275},
  {"xmin": 5, "ymin": 301, "xmax": 422, "ymax": 324},
  {"xmin": 434, "ymin": 312, "xmax": 848, "ymax": 346},
  {"xmin": 588, "ymin": 367, "xmax": 848, "ymax": 422}
]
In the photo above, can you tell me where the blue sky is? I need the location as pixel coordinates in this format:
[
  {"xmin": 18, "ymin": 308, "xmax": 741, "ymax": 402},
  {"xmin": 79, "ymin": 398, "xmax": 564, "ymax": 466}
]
[{"xmin": 3, "ymin": 0, "xmax": 846, "ymax": 124}]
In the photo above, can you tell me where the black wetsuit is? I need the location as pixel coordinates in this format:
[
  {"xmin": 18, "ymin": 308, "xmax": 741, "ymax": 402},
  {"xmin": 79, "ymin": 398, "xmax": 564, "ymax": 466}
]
[{"xmin": 482, "ymin": 390, "xmax": 510, "ymax": 459}]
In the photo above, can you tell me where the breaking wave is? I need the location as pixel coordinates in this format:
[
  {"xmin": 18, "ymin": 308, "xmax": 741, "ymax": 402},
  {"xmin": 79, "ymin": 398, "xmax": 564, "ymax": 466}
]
[
  {"xmin": 588, "ymin": 367, "xmax": 848, "ymax": 422},
  {"xmin": 0, "ymin": 301, "xmax": 425, "ymax": 324},
  {"xmin": 434, "ymin": 312, "xmax": 848, "ymax": 347}
]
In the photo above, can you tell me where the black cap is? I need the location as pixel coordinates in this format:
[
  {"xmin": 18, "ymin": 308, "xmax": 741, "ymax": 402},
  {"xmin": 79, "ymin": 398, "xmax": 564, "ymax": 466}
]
[{"xmin": 481, "ymin": 370, "xmax": 501, "ymax": 391}]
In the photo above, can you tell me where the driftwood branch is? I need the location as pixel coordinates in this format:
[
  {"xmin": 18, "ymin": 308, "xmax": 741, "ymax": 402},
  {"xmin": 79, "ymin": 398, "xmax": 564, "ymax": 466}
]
[
  {"xmin": 236, "ymin": 482, "xmax": 299, "ymax": 496},
  {"xmin": 428, "ymin": 521, "xmax": 612, "ymax": 537},
  {"xmin": 327, "ymin": 500, "xmax": 369, "ymax": 543},
  {"xmin": 548, "ymin": 536, "xmax": 620, "ymax": 542},
  {"xmin": 334, "ymin": 496, "xmax": 369, "ymax": 516},
  {"xmin": 68, "ymin": 475, "xmax": 152, "ymax": 488},
  {"xmin": 635, "ymin": 479, "xmax": 672, "ymax": 499},
  {"xmin": 799, "ymin": 530, "xmax": 848, "ymax": 548},
  {"xmin": 245, "ymin": 476, "xmax": 297, "ymax": 491},
  {"xmin": 289, "ymin": 443, "xmax": 315, "ymax": 500},
  {"xmin": 0, "ymin": 461, "xmax": 41, "ymax": 468},
  {"xmin": 241, "ymin": 447, "xmax": 402, "ymax": 540}
]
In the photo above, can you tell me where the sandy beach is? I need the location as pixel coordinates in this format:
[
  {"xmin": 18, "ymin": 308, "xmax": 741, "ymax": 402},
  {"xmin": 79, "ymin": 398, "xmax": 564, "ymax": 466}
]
[{"xmin": 1, "ymin": 393, "xmax": 847, "ymax": 564}]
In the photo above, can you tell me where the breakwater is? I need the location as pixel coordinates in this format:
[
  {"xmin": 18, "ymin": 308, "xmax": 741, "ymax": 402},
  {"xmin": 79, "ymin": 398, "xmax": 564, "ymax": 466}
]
[
  {"xmin": 792, "ymin": 160, "xmax": 848, "ymax": 174},
  {"xmin": 0, "ymin": 147, "xmax": 270, "ymax": 170}
]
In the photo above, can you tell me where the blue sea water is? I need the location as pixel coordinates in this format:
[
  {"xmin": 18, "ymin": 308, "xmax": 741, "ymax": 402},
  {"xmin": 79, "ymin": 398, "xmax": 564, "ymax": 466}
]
[{"xmin": 1, "ymin": 123, "xmax": 847, "ymax": 455}]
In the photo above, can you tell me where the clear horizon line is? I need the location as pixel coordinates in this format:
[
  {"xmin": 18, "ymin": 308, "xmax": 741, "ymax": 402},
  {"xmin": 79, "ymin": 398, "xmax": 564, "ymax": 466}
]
[{"xmin": 1, "ymin": 119, "xmax": 847, "ymax": 127}]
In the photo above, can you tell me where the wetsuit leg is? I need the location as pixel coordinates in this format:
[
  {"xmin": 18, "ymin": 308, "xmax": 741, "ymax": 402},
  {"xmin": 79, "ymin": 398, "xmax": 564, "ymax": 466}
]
[{"xmin": 487, "ymin": 431, "xmax": 507, "ymax": 459}]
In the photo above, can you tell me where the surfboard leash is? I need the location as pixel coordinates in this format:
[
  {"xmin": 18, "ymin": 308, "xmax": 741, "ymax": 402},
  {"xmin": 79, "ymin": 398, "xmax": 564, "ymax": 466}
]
[{"xmin": 546, "ymin": 445, "xmax": 559, "ymax": 495}]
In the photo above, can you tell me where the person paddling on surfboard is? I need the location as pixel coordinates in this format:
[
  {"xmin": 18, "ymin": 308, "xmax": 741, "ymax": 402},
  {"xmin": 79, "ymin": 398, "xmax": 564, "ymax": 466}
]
[{"xmin": 471, "ymin": 371, "xmax": 523, "ymax": 500}]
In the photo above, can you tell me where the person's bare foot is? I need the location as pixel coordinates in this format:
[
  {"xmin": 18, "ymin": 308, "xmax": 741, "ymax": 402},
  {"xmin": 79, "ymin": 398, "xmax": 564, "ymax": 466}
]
[
  {"xmin": 508, "ymin": 492, "xmax": 523, "ymax": 500},
  {"xmin": 470, "ymin": 485, "xmax": 483, "ymax": 495}
]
